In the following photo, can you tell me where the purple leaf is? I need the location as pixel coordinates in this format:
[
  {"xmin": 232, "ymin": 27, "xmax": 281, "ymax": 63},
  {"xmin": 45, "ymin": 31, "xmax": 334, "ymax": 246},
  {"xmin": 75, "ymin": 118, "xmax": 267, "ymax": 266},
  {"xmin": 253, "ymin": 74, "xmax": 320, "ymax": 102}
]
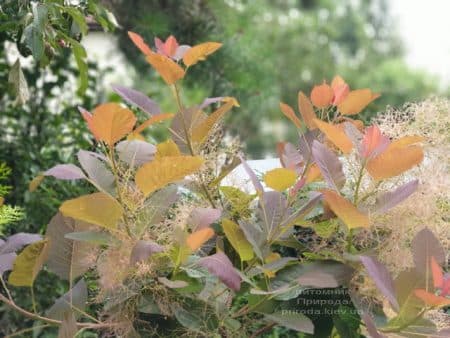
[
  {"xmin": 279, "ymin": 142, "xmax": 303, "ymax": 173},
  {"xmin": 173, "ymin": 45, "xmax": 191, "ymax": 61},
  {"xmin": 198, "ymin": 252, "xmax": 241, "ymax": 291},
  {"xmin": 47, "ymin": 279, "xmax": 87, "ymax": 321},
  {"xmin": 0, "ymin": 233, "xmax": 42, "ymax": 254},
  {"xmin": 46, "ymin": 213, "xmax": 96, "ymax": 281},
  {"xmin": 170, "ymin": 107, "xmax": 207, "ymax": 153},
  {"xmin": 312, "ymin": 140, "xmax": 345, "ymax": 191},
  {"xmin": 188, "ymin": 208, "xmax": 222, "ymax": 230},
  {"xmin": 116, "ymin": 140, "xmax": 156, "ymax": 167},
  {"xmin": 360, "ymin": 255, "xmax": 399, "ymax": 311},
  {"xmin": 281, "ymin": 192, "xmax": 322, "ymax": 228},
  {"xmin": 44, "ymin": 164, "xmax": 85, "ymax": 180},
  {"xmin": 265, "ymin": 311, "xmax": 314, "ymax": 334},
  {"xmin": 0, "ymin": 253, "xmax": 17, "ymax": 275},
  {"xmin": 297, "ymin": 270, "xmax": 339, "ymax": 288},
  {"xmin": 298, "ymin": 130, "xmax": 318, "ymax": 162},
  {"xmin": 77, "ymin": 150, "xmax": 115, "ymax": 193},
  {"xmin": 373, "ymin": 180, "xmax": 419, "ymax": 214},
  {"xmin": 412, "ymin": 228, "xmax": 445, "ymax": 276},
  {"xmin": 77, "ymin": 106, "xmax": 91, "ymax": 117},
  {"xmin": 111, "ymin": 84, "xmax": 161, "ymax": 116},
  {"xmin": 361, "ymin": 313, "xmax": 387, "ymax": 338},
  {"xmin": 198, "ymin": 97, "xmax": 224, "ymax": 110},
  {"xmin": 239, "ymin": 220, "xmax": 268, "ymax": 260},
  {"xmin": 259, "ymin": 191, "xmax": 287, "ymax": 236},
  {"xmin": 130, "ymin": 240, "xmax": 164, "ymax": 265},
  {"xmin": 239, "ymin": 155, "xmax": 264, "ymax": 193}
]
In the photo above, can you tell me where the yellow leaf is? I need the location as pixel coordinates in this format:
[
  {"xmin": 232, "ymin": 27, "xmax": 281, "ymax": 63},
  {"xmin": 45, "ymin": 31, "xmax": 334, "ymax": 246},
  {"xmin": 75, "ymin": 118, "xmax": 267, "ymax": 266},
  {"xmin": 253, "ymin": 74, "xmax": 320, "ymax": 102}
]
[
  {"xmin": 305, "ymin": 163, "xmax": 322, "ymax": 183},
  {"xmin": 222, "ymin": 219, "xmax": 254, "ymax": 261},
  {"xmin": 9, "ymin": 240, "xmax": 49, "ymax": 287},
  {"xmin": 298, "ymin": 91, "xmax": 317, "ymax": 129},
  {"xmin": 135, "ymin": 156, "xmax": 204, "ymax": 197},
  {"xmin": 186, "ymin": 228, "xmax": 215, "ymax": 251},
  {"xmin": 366, "ymin": 144, "xmax": 424, "ymax": 181},
  {"xmin": 322, "ymin": 189, "xmax": 369, "ymax": 229},
  {"xmin": 146, "ymin": 52, "xmax": 185, "ymax": 85},
  {"xmin": 90, "ymin": 103, "xmax": 137, "ymax": 146},
  {"xmin": 279, "ymin": 102, "xmax": 302, "ymax": 129},
  {"xmin": 338, "ymin": 89, "xmax": 379, "ymax": 115},
  {"xmin": 127, "ymin": 132, "xmax": 146, "ymax": 141},
  {"xmin": 134, "ymin": 113, "xmax": 174, "ymax": 134},
  {"xmin": 310, "ymin": 83, "xmax": 334, "ymax": 108},
  {"xmin": 192, "ymin": 97, "xmax": 238, "ymax": 144},
  {"xmin": 29, "ymin": 174, "xmax": 44, "ymax": 192},
  {"xmin": 156, "ymin": 139, "xmax": 181, "ymax": 158},
  {"xmin": 60, "ymin": 192, "xmax": 123, "ymax": 229},
  {"xmin": 183, "ymin": 42, "xmax": 222, "ymax": 67},
  {"xmin": 313, "ymin": 119, "xmax": 353, "ymax": 154},
  {"xmin": 265, "ymin": 252, "xmax": 281, "ymax": 263},
  {"xmin": 264, "ymin": 168, "xmax": 297, "ymax": 192}
]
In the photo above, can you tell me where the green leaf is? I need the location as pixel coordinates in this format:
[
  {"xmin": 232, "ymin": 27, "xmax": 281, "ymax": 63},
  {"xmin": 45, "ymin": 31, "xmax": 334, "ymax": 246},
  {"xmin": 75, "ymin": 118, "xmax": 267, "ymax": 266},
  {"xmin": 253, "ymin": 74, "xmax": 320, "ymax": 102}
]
[
  {"xmin": 264, "ymin": 311, "xmax": 314, "ymax": 334},
  {"xmin": 70, "ymin": 39, "xmax": 88, "ymax": 95},
  {"xmin": 63, "ymin": 6, "xmax": 88, "ymax": 35},
  {"xmin": 24, "ymin": 24, "xmax": 44, "ymax": 61},
  {"xmin": 8, "ymin": 240, "xmax": 49, "ymax": 287},
  {"xmin": 332, "ymin": 306, "xmax": 361, "ymax": 338},
  {"xmin": 172, "ymin": 306, "xmax": 202, "ymax": 331},
  {"xmin": 222, "ymin": 218, "xmax": 254, "ymax": 261},
  {"xmin": 138, "ymin": 295, "xmax": 161, "ymax": 314},
  {"xmin": 8, "ymin": 59, "xmax": 29, "ymax": 105}
]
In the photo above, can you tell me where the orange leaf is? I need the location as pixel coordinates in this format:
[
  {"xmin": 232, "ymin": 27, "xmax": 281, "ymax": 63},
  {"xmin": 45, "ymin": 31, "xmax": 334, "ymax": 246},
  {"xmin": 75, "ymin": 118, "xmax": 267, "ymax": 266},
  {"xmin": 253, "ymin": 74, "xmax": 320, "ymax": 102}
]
[
  {"xmin": 310, "ymin": 83, "xmax": 334, "ymax": 108},
  {"xmin": 313, "ymin": 119, "xmax": 353, "ymax": 154},
  {"xmin": 366, "ymin": 143, "xmax": 424, "ymax": 180},
  {"xmin": 279, "ymin": 102, "xmax": 302, "ymax": 129},
  {"xmin": 183, "ymin": 42, "xmax": 222, "ymax": 67},
  {"xmin": 414, "ymin": 289, "xmax": 450, "ymax": 308},
  {"xmin": 186, "ymin": 228, "xmax": 215, "ymax": 251},
  {"xmin": 128, "ymin": 31, "xmax": 152, "ymax": 55},
  {"xmin": 331, "ymin": 75, "xmax": 349, "ymax": 105},
  {"xmin": 90, "ymin": 103, "xmax": 137, "ymax": 145},
  {"xmin": 431, "ymin": 256, "xmax": 444, "ymax": 289},
  {"xmin": 305, "ymin": 163, "xmax": 322, "ymax": 183},
  {"xmin": 322, "ymin": 189, "xmax": 369, "ymax": 229},
  {"xmin": 156, "ymin": 139, "xmax": 181, "ymax": 158},
  {"xmin": 390, "ymin": 135, "xmax": 425, "ymax": 149},
  {"xmin": 134, "ymin": 113, "xmax": 174, "ymax": 134},
  {"xmin": 338, "ymin": 89, "xmax": 379, "ymax": 115},
  {"xmin": 146, "ymin": 52, "xmax": 185, "ymax": 85},
  {"xmin": 298, "ymin": 91, "xmax": 317, "ymax": 129}
]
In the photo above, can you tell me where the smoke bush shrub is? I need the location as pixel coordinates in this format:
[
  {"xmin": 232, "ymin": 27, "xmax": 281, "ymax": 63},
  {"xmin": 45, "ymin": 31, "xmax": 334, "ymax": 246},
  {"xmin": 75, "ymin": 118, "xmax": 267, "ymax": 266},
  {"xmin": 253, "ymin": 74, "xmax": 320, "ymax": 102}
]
[{"xmin": 0, "ymin": 33, "xmax": 449, "ymax": 337}]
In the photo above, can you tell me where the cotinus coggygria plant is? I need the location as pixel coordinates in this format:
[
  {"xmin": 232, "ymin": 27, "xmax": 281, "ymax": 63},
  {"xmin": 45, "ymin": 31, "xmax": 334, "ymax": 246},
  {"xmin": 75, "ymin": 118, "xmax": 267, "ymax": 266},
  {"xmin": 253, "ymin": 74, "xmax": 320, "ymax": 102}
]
[{"xmin": 1, "ymin": 32, "xmax": 448, "ymax": 338}]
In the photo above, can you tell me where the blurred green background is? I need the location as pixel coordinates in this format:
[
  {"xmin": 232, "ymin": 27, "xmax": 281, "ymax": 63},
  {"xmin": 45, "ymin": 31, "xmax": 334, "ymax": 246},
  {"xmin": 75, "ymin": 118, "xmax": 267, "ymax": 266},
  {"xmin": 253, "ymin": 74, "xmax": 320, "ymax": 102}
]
[{"xmin": 0, "ymin": 0, "xmax": 448, "ymax": 335}]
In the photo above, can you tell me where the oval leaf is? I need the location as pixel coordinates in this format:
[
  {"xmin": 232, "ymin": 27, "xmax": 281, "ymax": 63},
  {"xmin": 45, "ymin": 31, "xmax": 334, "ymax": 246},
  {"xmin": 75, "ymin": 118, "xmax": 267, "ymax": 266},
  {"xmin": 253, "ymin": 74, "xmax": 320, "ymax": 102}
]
[
  {"xmin": 44, "ymin": 164, "xmax": 85, "ymax": 180},
  {"xmin": 338, "ymin": 89, "xmax": 379, "ymax": 115},
  {"xmin": 313, "ymin": 119, "xmax": 353, "ymax": 154},
  {"xmin": 146, "ymin": 52, "xmax": 185, "ymax": 85},
  {"xmin": 183, "ymin": 42, "xmax": 222, "ymax": 67},
  {"xmin": 186, "ymin": 228, "xmax": 215, "ymax": 251},
  {"xmin": 90, "ymin": 103, "xmax": 137, "ymax": 145},
  {"xmin": 310, "ymin": 83, "xmax": 333, "ymax": 108},
  {"xmin": 311, "ymin": 140, "xmax": 345, "ymax": 191},
  {"xmin": 280, "ymin": 102, "xmax": 302, "ymax": 129},
  {"xmin": 135, "ymin": 156, "xmax": 204, "ymax": 197},
  {"xmin": 322, "ymin": 189, "xmax": 369, "ymax": 229},
  {"xmin": 198, "ymin": 252, "xmax": 241, "ymax": 291},
  {"xmin": 59, "ymin": 192, "xmax": 123, "ymax": 229},
  {"xmin": 264, "ymin": 168, "xmax": 297, "ymax": 192},
  {"xmin": 8, "ymin": 240, "xmax": 49, "ymax": 287},
  {"xmin": 222, "ymin": 219, "xmax": 254, "ymax": 261},
  {"xmin": 298, "ymin": 91, "xmax": 317, "ymax": 129}
]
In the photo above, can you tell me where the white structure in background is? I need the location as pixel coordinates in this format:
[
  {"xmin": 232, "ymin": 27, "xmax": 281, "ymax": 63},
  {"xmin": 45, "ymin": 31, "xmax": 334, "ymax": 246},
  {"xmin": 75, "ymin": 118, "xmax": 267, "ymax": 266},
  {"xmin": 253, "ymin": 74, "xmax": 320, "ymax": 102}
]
[
  {"xmin": 222, "ymin": 158, "xmax": 281, "ymax": 194},
  {"xmin": 82, "ymin": 32, "xmax": 135, "ymax": 89}
]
